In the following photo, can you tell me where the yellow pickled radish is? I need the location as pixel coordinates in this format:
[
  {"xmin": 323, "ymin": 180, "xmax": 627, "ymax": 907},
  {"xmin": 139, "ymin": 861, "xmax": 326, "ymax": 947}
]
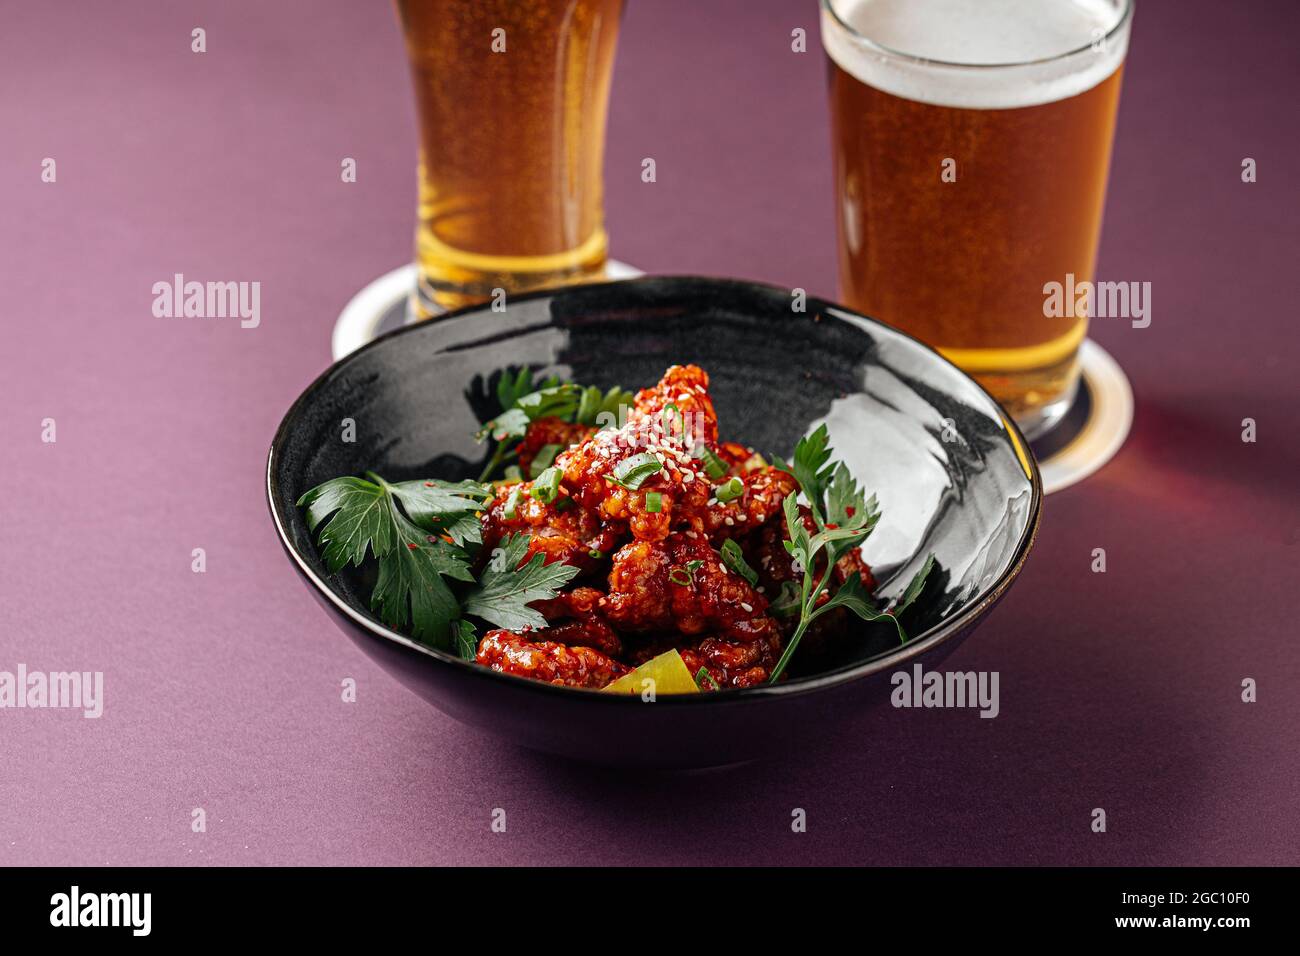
[{"xmin": 602, "ymin": 649, "xmax": 700, "ymax": 695}]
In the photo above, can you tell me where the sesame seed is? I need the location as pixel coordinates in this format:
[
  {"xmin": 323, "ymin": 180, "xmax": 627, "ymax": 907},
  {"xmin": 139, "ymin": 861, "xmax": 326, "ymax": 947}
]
[
  {"xmin": 724, "ymin": 517, "xmax": 735, "ymax": 526},
  {"xmin": 740, "ymin": 602, "xmax": 753, "ymax": 612}
]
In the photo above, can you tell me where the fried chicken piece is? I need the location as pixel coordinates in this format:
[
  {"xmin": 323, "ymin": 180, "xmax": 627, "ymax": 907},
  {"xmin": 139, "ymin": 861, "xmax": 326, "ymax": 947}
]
[
  {"xmin": 531, "ymin": 585, "xmax": 605, "ymax": 620},
  {"xmin": 628, "ymin": 632, "xmax": 784, "ymax": 689},
  {"xmin": 703, "ymin": 466, "xmax": 798, "ymax": 538},
  {"xmin": 476, "ymin": 631, "xmax": 628, "ymax": 689},
  {"xmin": 480, "ymin": 482, "xmax": 623, "ymax": 573},
  {"xmin": 669, "ymin": 533, "xmax": 780, "ymax": 641},
  {"xmin": 554, "ymin": 366, "xmax": 790, "ymax": 543},
  {"xmin": 516, "ymin": 416, "xmax": 595, "ymax": 476},
  {"xmin": 529, "ymin": 586, "xmax": 621, "ymax": 656},
  {"xmin": 602, "ymin": 532, "xmax": 782, "ymax": 645},
  {"xmin": 531, "ymin": 617, "xmax": 622, "ymax": 657},
  {"xmin": 680, "ymin": 634, "xmax": 784, "ymax": 688},
  {"xmin": 601, "ymin": 539, "xmax": 677, "ymax": 633},
  {"xmin": 557, "ymin": 382, "xmax": 713, "ymax": 541},
  {"xmin": 629, "ymin": 364, "xmax": 718, "ymax": 446},
  {"xmin": 714, "ymin": 441, "xmax": 770, "ymax": 476}
]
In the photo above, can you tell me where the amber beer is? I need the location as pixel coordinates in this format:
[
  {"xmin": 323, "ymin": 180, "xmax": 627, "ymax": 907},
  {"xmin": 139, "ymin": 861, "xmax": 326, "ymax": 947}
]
[
  {"xmin": 395, "ymin": 0, "xmax": 624, "ymax": 315},
  {"xmin": 822, "ymin": 0, "xmax": 1132, "ymax": 436}
]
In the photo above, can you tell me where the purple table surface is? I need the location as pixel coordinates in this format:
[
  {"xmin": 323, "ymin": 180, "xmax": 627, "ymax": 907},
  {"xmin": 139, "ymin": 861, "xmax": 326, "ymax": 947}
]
[{"xmin": 1, "ymin": 0, "xmax": 1296, "ymax": 867}]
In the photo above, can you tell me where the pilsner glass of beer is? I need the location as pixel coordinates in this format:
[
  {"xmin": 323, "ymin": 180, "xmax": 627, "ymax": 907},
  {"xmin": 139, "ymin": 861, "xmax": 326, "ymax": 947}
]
[
  {"xmin": 821, "ymin": 0, "xmax": 1133, "ymax": 437},
  {"xmin": 394, "ymin": 0, "xmax": 625, "ymax": 317}
]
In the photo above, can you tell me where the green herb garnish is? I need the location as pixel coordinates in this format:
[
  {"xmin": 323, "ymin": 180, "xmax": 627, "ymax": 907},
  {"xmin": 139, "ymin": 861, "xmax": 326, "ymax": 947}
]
[
  {"xmin": 695, "ymin": 667, "xmax": 720, "ymax": 691},
  {"xmin": 530, "ymin": 466, "xmax": 562, "ymax": 504},
  {"xmin": 575, "ymin": 384, "xmax": 635, "ymax": 428},
  {"xmin": 476, "ymin": 370, "xmax": 631, "ymax": 481},
  {"xmin": 719, "ymin": 539, "xmax": 758, "ymax": 586},
  {"xmin": 715, "ymin": 476, "xmax": 744, "ymax": 503},
  {"xmin": 299, "ymin": 472, "xmax": 579, "ymax": 654},
  {"xmin": 661, "ymin": 403, "xmax": 685, "ymax": 437},
  {"xmin": 771, "ymin": 424, "xmax": 834, "ymax": 518},
  {"xmin": 644, "ymin": 490, "xmax": 663, "ymax": 513},
  {"xmin": 502, "ymin": 484, "xmax": 524, "ymax": 519},
  {"xmin": 529, "ymin": 443, "xmax": 562, "ymax": 478},
  {"xmin": 453, "ymin": 620, "xmax": 479, "ymax": 661},
  {"xmin": 461, "ymin": 534, "xmax": 581, "ymax": 632},
  {"xmin": 611, "ymin": 452, "xmax": 662, "ymax": 490},
  {"xmin": 699, "ymin": 445, "xmax": 729, "ymax": 479},
  {"xmin": 669, "ymin": 559, "xmax": 705, "ymax": 588},
  {"xmin": 766, "ymin": 427, "xmax": 934, "ymax": 683}
]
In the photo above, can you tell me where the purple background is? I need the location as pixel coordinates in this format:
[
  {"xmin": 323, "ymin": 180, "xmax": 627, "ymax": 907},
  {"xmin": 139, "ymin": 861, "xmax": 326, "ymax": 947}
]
[{"xmin": 1, "ymin": 0, "xmax": 1296, "ymax": 866}]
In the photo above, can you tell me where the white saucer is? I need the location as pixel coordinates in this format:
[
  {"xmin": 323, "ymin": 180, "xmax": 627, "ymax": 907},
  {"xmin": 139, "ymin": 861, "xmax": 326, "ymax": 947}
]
[
  {"xmin": 332, "ymin": 268, "xmax": 1132, "ymax": 494},
  {"xmin": 1032, "ymin": 339, "xmax": 1134, "ymax": 494},
  {"xmin": 332, "ymin": 260, "xmax": 644, "ymax": 361}
]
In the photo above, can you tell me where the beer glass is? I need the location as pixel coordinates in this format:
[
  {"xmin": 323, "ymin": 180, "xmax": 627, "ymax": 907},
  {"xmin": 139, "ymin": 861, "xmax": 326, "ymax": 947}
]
[
  {"xmin": 394, "ymin": 0, "xmax": 624, "ymax": 317},
  {"xmin": 821, "ymin": 0, "xmax": 1132, "ymax": 438}
]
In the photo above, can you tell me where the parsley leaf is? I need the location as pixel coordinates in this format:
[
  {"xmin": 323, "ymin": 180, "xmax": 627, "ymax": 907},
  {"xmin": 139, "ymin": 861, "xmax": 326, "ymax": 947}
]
[
  {"xmin": 298, "ymin": 473, "xmax": 482, "ymax": 647},
  {"xmin": 767, "ymin": 432, "xmax": 935, "ymax": 682},
  {"xmin": 772, "ymin": 423, "xmax": 835, "ymax": 522},
  {"xmin": 894, "ymin": 554, "xmax": 936, "ymax": 619},
  {"xmin": 371, "ymin": 517, "xmax": 472, "ymax": 646},
  {"xmin": 300, "ymin": 473, "xmax": 585, "ymax": 653},
  {"xmin": 476, "ymin": 373, "xmax": 632, "ymax": 481},
  {"xmin": 462, "ymin": 534, "xmax": 580, "ymax": 631},
  {"xmin": 496, "ymin": 367, "xmax": 558, "ymax": 413},
  {"xmin": 299, "ymin": 476, "xmax": 394, "ymax": 570},
  {"xmin": 379, "ymin": 477, "xmax": 494, "ymax": 546},
  {"xmin": 453, "ymin": 620, "xmax": 479, "ymax": 661},
  {"xmin": 575, "ymin": 385, "xmax": 634, "ymax": 427}
]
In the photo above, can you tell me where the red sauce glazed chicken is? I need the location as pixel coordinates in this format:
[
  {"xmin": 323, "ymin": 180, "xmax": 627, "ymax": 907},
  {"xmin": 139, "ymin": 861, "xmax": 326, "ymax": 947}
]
[{"xmin": 474, "ymin": 365, "xmax": 876, "ymax": 690}]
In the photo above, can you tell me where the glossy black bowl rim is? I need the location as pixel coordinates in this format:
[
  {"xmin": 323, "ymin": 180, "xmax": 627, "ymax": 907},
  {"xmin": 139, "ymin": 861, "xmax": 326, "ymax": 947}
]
[{"xmin": 267, "ymin": 275, "xmax": 1043, "ymax": 707}]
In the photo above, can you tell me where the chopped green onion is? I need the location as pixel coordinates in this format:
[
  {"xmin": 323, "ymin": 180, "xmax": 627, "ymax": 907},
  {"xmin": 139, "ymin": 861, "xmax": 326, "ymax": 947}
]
[
  {"xmin": 669, "ymin": 559, "xmax": 705, "ymax": 588},
  {"xmin": 661, "ymin": 403, "xmax": 684, "ymax": 436},
  {"xmin": 719, "ymin": 539, "xmax": 758, "ymax": 586},
  {"xmin": 695, "ymin": 667, "xmax": 720, "ymax": 691},
  {"xmin": 554, "ymin": 497, "xmax": 573, "ymax": 512},
  {"xmin": 530, "ymin": 466, "xmax": 562, "ymax": 504},
  {"xmin": 502, "ymin": 485, "xmax": 523, "ymax": 519},
  {"xmin": 611, "ymin": 452, "xmax": 662, "ymax": 490},
  {"xmin": 700, "ymin": 446, "xmax": 728, "ymax": 479},
  {"xmin": 716, "ymin": 476, "xmax": 744, "ymax": 503},
  {"xmin": 588, "ymin": 548, "xmax": 605, "ymax": 559},
  {"xmin": 644, "ymin": 491, "xmax": 663, "ymax": 513},
  {"xmin": 770, "ymin": 581, "xmax": 802, "ymax": 618},
  {"xmin": 529, "ymin": 443, "xmax": 563, "ymax": 478},
  {"xmin": 503, "ymin": 465, "xmax": 523, "ymax": 482}
]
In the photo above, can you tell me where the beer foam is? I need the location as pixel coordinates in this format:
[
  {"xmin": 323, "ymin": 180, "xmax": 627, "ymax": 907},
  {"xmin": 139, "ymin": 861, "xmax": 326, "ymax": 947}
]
[{"xmin": 822, "ymin": 0, "xmax": 1130, "ymax": 109}]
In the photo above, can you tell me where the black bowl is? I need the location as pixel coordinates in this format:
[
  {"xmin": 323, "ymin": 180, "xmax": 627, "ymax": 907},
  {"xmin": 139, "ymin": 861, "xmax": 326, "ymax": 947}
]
[{"xmin": 267, "ymin": 276, "xmax": 1041, "ymax": 769}]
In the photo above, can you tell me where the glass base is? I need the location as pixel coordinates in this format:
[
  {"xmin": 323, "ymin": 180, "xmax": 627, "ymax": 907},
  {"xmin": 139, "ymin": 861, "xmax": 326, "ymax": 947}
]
[
  {"xmin": 964, "ymin": 347, "xmax": 1083, "ymax": 441},
  {"xmin": 1011, "ymin": 375, "xmax": 1079, "ymax": 441}
]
